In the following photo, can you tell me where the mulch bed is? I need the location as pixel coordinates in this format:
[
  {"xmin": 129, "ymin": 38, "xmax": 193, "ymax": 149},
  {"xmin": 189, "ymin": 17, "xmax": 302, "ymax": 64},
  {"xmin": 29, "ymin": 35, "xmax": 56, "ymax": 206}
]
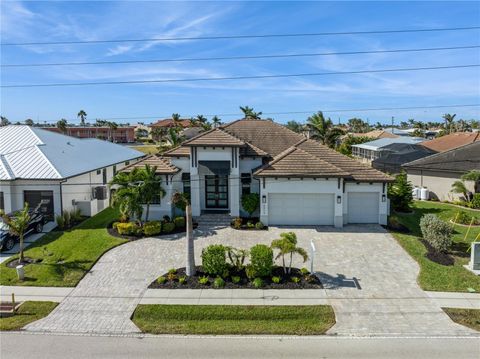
[
  {"xmin": 5, "ymin": 257, "xmax": 41, "ymax": 269},
  {"xmin": 420, "ymin": 239, "xmax": 455, "ymax": 266},
  {"xmin": 149, "ymin": 266, "xmax": 323, "ymax": 290}
]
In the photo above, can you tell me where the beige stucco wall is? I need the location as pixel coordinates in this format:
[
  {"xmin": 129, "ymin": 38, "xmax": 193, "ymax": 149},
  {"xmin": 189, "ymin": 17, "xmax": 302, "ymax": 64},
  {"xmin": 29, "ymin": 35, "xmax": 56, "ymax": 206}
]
[{"xmin": 406, "ymin": 169, "xmax": 474, "ymax": 201}]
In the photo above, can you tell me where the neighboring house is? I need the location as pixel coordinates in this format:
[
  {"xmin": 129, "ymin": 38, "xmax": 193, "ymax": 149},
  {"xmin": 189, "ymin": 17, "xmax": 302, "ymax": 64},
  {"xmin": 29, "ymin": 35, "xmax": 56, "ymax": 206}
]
[
  {"xmin": 124, "ymin": 119, "xmax": 393, "ymax": 227},
  {"xmin": 349, "ymin": 129, "xmax": 399, "ymax": 140},
  {"xmin": 150, "ymin": 119, "xmax": 194, "ymax": 129},
  {"xmin": 421, "ymin": 132, "xmax": 480, "ymax": 153},
  {"xmin": 0, "ymin": 126, "xmax": 144, "ymax": 219},
  {"xmin": 351, "ymin": 137, "xmax": 424, "ymax": 163},
  {"xmin": 371, "ymin": 143, "xmax": 436, "ymax": 174},
  {"xmin": 46, "ymin": 126, "xmax": 136, "ymax": 143},
  {"xmin": 403, "ymin": 142, "xmax": 480, "ymax": 201}
]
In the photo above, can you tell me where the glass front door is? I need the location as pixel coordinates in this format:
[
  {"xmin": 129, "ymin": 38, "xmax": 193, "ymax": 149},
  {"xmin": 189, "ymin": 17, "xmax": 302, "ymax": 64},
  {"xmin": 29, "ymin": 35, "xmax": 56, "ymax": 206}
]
[{"xmin": 205, "ymin": 175, "xmax": 229, "ymax": 209}]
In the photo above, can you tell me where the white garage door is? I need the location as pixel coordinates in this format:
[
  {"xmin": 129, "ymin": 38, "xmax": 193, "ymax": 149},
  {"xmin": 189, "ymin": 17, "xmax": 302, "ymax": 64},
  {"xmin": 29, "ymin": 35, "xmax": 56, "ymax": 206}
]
[
  {"xmin": 347, "ymin": 192, "xmax": 379, "ymax": 223},
  {"xmin": 268, "ymin": 193, "xmax": 334, "ymax": 226}
]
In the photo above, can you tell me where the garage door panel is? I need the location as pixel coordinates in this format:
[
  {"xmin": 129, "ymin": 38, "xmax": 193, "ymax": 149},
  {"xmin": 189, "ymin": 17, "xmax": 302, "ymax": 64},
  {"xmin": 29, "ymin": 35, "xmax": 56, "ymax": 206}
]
[
  {"xmin": 347, "ymin": 192, "xmax": 379, "ymax": 223},
  {"xmin": 268, "ymin": 193, "xmax": 334, "ymax": 226}
]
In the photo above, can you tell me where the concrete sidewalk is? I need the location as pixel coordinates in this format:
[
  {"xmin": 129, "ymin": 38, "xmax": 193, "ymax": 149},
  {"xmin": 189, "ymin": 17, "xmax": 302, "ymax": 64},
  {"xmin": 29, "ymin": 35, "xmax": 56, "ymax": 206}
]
[{"xmin": 2, "ymin": 285, "xmax": 479, "ymax": 309}]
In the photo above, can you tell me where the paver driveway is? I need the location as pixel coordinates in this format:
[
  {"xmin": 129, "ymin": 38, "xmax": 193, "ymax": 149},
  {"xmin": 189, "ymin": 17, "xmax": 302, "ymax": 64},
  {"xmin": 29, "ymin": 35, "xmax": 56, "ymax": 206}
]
[{"xmin": 25, "ymin": 224, "xmax": 476, "ymax": 336}]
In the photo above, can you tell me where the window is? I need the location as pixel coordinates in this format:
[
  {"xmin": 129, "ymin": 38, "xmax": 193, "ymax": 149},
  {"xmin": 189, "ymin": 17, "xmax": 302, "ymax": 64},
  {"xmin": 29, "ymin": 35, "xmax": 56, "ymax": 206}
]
[
  {"xmin": 113, "ymin": 165, "xmax": 117, "ymax": 175},
  {"xmin": 0, "ymin": 192, "xmax": 4, "ymax": 211},
  {"xmin": 102, "ymin": 168, "xmax": 107, "ymax": 185},
  {"xmin": 241, "ymin": 173, "xmax": 251, "ymax": 195},
  {"xmin": 96, "ymin": 169, "xmax": 101, "ymax": 175},
  {"xmin": 125, "ymin": 161, "xmax": 130, "ymax": 166},
  {"xmin": 151, "ymin": 194, "xmax": 162, "ymax": 205},
  {"xmin": 182, "ymin": 173, "xmax": 191, "ymax": 197}
]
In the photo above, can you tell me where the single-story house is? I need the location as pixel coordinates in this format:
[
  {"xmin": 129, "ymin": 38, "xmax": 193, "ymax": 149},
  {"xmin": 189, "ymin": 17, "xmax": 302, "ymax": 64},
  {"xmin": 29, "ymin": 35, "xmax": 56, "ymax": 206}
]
[
  {"xmin": 420, "ymin": 132, "xmax": 480, "ymax": 153},
  {"xmin": 403, "ymin": 142, "xmax": 480, "ymax": 201},
  {"xmin": 125, "ymin": 118, "xmax": 393, "ymax": 227},
  {"xmin": 371, "ymin": 143, "xmax": 436, "ymax": 174},
  {"xmin": 351, "ymin": 137, "xmax": 424, "ymax": 163},
  {"xmin": 348, "ymin": 129, "xmax": 399, "ymax": 140},
  {"xmin": 0, "ymin": 125, "xmax": 144, "ymax": 219}
]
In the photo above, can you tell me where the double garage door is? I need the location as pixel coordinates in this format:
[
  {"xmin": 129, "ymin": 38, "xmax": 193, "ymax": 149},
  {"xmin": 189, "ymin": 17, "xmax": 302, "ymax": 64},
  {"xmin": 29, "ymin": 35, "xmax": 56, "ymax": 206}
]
[
  {"xmin": 268, "ymin": 193, "xmax": 334, "ymax": 226},
  {"xmin": 268, "ymin": 192, "xmax": 380, "ymax": 226}
]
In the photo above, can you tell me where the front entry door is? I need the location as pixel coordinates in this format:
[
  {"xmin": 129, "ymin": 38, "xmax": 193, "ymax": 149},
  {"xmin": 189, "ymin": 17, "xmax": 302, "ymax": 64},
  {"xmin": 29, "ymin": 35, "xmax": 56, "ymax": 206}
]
[{"xmin": 205, "ymin": 175, "xmax": 229, "ymax": 209}]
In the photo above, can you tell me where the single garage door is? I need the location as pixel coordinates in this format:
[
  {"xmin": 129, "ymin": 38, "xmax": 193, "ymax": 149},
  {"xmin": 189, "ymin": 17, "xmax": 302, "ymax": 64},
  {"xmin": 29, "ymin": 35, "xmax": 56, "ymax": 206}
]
[
  {"xmin": 347, "ymin": 192, "xmax": 379, "ymax": 223},
  {"xmin": 268, "ymin": 193, "xmax": 334, "ymax": 226}
]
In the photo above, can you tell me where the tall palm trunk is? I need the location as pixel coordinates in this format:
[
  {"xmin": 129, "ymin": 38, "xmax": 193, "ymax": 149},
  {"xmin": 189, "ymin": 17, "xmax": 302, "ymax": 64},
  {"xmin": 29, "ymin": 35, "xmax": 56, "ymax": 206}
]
[
  {"xmin": 289, "ymin": 252, "xmax": 293, "ymax": 274},
  {"xmin": 19, "ymin": 234, "xmax": 24, "ymax": 263},
  {"xmin": 186, "ymin": 204, "xmax": 195, "ymax": 276},
  {"xmin": 145, "ymin": 203, "xmax": 150, "ymax": 222}
]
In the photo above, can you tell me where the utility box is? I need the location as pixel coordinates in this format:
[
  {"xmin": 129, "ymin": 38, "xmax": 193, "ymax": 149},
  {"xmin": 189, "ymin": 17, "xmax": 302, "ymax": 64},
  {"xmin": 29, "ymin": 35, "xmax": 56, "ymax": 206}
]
[{"xmin": 470, "ymin": 242, "xmax": 480, "ymax": 271}]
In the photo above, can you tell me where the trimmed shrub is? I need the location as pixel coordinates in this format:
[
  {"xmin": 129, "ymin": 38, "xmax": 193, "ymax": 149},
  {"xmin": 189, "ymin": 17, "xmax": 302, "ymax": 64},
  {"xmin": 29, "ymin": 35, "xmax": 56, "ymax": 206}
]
[
  {"xmin": 241, "ymin": 193, "xmax": 260, "ymax": 216},
  {"xmin": 453, "ymin": 212, "xmax": 479, "ymax": 225},
  {"xmin": 271, "ymin": 276, "xmax": 281, "ymax": 284},
  {"xmin": 199, "ymin": 276, "xmax": 209, "ymax": 285},
  {"xmin": 232, "ymin": 217, "xmax": 242, "ymax": 229},
  {"xmin": 231, "ymin": 275, "xmax": 241, "ymax": 284},
  {"xmin": 162, "ymin": 222, "xmax": 175, "ymax": 233},
  {"xmin": 179, "ymin": 276, "xmax": 187, "ymax": 285},
  {"xmin": 246, "ymin": 221, "xmax": 255, "ymax": 229},
  {"xmin": 213, "ymin": 277, "xmax": 225, "ymax": 288},
  {"xmin": 291, "ymin": 276, "xmax": 301, "ymax": 283},
  {"xmin": 420, "ymin": 214, "xmax": 453, "ymax": 252},
  {"xmin": 201, "ymin": 244, "xmax": 228, "ymax": 276},
  {"xmin": 255, "ymin": 221, "xmax": 264, "ymax": 230},
  {"xmin": 112, "ymin": 222, "xmax": 120, "ymax": 230},
  {"xmin": 249, "ymin": 244, "xmax": 274, "ymax": 277},
  {"xmin": 388, "ymin": 171, "xmax": 413, "ymax": 212},
  {"xmin": 55, "ymin": 214, "xmax": 65, "ymax": 230},
  {"xmin": 143, "ymin": 221, "xmax": 162, "ymax": 236},
  {"xmin": 157, "ymin": 276, "xmax": 166, "ymax": 284},
  {"xmin": 300, "ymin": 267, "xmax": 310, "ymax": 275},
  {"xmin": 472, "ymin": 193, "xmax": 480, "ymax": 209},
  {"xmin": 117, "ymin": 222, "xmax": 141, "ymax": 236},
  {"xmin": 252, "ymin": 277, "xmax": 264, "ymax": 288},
  {"xmin": 173, "ymin": 216, "xmax": 186, "ymax": 228}
]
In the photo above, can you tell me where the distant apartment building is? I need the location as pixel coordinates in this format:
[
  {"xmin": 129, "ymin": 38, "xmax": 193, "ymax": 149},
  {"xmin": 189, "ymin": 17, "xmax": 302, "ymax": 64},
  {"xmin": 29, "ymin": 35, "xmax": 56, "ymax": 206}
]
[{"xmin": 45, "ymin": 126, "xmax": 135, "ymax": 143}]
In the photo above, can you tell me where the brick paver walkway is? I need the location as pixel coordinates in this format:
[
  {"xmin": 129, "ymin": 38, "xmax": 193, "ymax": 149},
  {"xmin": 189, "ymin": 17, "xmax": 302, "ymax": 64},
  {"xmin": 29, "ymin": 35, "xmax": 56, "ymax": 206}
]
[{"xmin": 24, "ymin": 224, "xmax": 477, "ymax": 336}]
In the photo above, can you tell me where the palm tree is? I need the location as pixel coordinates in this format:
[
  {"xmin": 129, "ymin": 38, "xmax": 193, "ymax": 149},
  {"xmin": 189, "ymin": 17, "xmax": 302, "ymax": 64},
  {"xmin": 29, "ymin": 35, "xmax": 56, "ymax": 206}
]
[
  {"xmin": 56, "ymin": 118, "xmax": 68, "ymax": 134},
  {"xmin": 0, "ymin": 116, "xmax": 10, "ymax": 127},
  {"xmin": 442, "ymin": 113, "xmax": 456, "ymax": 134},
  {"xmin": 172, "ymin": 192, "xmax": 195, "ymax": 276},
  {"xmin": 171, "ymin": 113, "xmax": 181, "ymax": 129},
  {"xmin": 159, "ymin": 127, "xmax": 185, "ymax": 152},
  {"xmin": 461, "ymin": 170, "xmax": 480, "ymax": 194},
  {"xmin": 196, "ymin": 115, "xmax": 211, "ymax": 130},
  {"xmin": 109, "ymin": 169, "xmax": 144, "ymax": 222},
  {"xmin": 451, "ymin": 180, "xmax": 469, "ymax": 201},
  {"xmin": 77, "ymin": 110, "xmax": 87, "ymax": 126},
  {"xmin": 1, "ymin": 204, "xmax": 31, "ymax": 263},
  {"xmin": 271, "ymin": 232, "xmax": 308, "ymax": 274},
  {"xmin": 211, "ymin": 116, "xmax": 222, "ymax": 128},
  {"xmin": 107, "ymin": 121, "xmax": 118, "ymax": 142},
  {"xmin": 307, "ymin": 111, "xmax": 344, "ymax": 148},
  {"xmin": 139, "ymin": 165, "xmax": 166, "ymax": 222},
  {"xmin": 240, "ymin": 106, "xmax": 262, "ymax": 119}
]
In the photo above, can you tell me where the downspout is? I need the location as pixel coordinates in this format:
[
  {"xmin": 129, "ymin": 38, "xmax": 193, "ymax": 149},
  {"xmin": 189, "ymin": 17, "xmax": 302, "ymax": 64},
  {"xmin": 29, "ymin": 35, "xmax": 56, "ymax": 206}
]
[{"xmin": 59, "ymin": 179, "xmax": 67, "ymax": 215}]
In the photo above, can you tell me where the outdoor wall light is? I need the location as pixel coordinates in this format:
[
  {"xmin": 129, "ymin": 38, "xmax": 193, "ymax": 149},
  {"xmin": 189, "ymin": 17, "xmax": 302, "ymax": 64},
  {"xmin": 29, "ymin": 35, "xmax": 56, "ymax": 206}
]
[
  {"xmin": 262, "ymin": 195, "xmax": 267, "ymax": 204},
  {"xmin": 337, "ymin": 196, "xmax": 342, "ymax": 204},
  {"xmin": 382, "ymin": 194, "xmax": 386, "ymax": 202}
]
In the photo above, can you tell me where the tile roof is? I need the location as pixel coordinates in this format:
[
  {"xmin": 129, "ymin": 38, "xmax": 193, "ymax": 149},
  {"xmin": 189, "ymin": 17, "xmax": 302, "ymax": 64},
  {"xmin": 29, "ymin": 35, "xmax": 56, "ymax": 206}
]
[
  {"xmin": 0, "ymin": 125, "xmax": 144, "ymax": 180},
  {"xmin": 121, "ymin": 155, "xmax": 179, "ymax": 174},
  {"xmin": 350, "ymin": 130, "xmax": 399, "ymax": 139},
  {"xmin": 162, "ymin": 145, "xmax": 190, "ymax": 157},
  {"xmin": 420, "ymin": 132, "xmax": 480, "ymax": 152},
  {"xmin": 222, "ymin": 119, "xmax": 305, "ymax": 156},
  {"xmin": 182, "ymin": 128, "xmax": 245, "ymax": 147},
  {"xmin": 241, "ymin": 141, "xmax": 269, "ymax": 157},
  {"xmin": 403, "ymin": 141, "xmax": 480, "ymax": 173},
  {"xmin": 150, "ymin": 119, "xmax": 193, "ymax": 128}
]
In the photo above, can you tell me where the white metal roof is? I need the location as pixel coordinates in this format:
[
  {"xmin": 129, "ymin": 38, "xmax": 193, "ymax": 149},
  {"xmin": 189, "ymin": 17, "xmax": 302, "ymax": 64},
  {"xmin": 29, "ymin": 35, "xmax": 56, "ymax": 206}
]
[
  {"xmin": 352, "ymin": 137, "xmax": 424, "ymax": 151},
  {"xmin": 0, "ymin": 125, "xmax": 144, "ymax": 180}
]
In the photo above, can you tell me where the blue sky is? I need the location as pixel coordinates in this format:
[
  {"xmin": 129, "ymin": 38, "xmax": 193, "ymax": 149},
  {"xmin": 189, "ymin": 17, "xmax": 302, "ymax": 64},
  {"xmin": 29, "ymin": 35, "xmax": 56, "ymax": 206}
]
[{"xmin": 1, "ymin": 1, "xmax": 479, "ymax": 125}]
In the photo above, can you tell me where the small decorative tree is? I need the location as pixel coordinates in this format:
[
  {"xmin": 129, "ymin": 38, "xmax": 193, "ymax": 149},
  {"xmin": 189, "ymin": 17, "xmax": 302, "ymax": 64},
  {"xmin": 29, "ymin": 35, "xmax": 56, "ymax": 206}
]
[
  {"xmin": 420, "ymin": 214, "xmax": 453, "ymax": 253},
  {"xmin": 172, "ymin": 192, "xmax": 195, "ymax": 276},
  {"xmin": 271, "ymin": 232, "xmax": 308, "ymax": 274},
  {"xmin": 241, "ymin": 193, "xmax": 260, "ymax": 217},
  {"xmin": 1, "ymin": 203, "xmax": 31, "ymax": 264},
  {"xmin": 388, "ymin": 171, "xmax": 413, "ymax": 212}
]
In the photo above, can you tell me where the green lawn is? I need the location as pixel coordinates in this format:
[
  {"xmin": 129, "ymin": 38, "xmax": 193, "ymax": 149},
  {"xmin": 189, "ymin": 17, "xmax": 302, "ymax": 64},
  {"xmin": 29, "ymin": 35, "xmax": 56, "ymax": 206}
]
[
  {"xmin": 130, "ymin": 145, "xmax": 159, "ymax": 155},
  {"xmin": 132, "ymin": 305, "xmax": 335, "ymax": 335},
  {"xmin": 443, "ymin": 308, "xmax": 480, "ymax": 332},
  {"xmin": 390, "ymin": 201, "xmax": 480, "ymax": 292},
  {"xmin": 0, "ymin": 301, "xmax": 57, "ymax": 331},
  {"xmin": 0, "ymin": 207, "xmax": 126, "ymax": 287}
]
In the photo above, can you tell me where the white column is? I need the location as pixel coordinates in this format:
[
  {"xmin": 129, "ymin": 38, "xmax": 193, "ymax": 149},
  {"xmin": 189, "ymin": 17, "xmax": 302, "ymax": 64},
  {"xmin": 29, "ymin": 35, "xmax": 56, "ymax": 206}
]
[
  {"xmin": 229, "ymin": 148, "xmax": 240, "ymax": 217},
  {"xmin": 334, "ymin": 178, "xmax": 344, "ymax": 228}
]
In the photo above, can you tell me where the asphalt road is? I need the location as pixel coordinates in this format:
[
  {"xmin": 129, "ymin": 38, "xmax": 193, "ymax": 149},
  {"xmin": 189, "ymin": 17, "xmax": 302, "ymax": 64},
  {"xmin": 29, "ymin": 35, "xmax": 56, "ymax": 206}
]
[{"xmin": 1, "ymin": 333, "xmax": 479, "ymax": 359}]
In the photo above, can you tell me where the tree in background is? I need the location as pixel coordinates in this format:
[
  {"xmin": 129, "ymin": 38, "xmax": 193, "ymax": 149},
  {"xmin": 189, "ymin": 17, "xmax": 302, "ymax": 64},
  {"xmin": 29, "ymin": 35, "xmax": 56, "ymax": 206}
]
[
  {"xmin": 56, "ymin": 118, "xmax": 68, "ymax": 134},
  {"xmin": 410, "ymin": 129, "xmax": 425, "ymax": 138},
  {"xmin": 337, "ymin": 135, "xmax": 374, "ymax": 156},
  {"xmin": 240, "ymin": 106, "xmax": 262, "ymax": 119},
  {"xmin": 1, "ymin": 204, "xmax": 31, "ymax": 264},
  {"xmin": 347, "ymin": 118, "xmax": 370, "ymax": 133},
  {"xmin": 307, "ymin": 111, "xmax": 344, "ymax": 148},
  {"xmin": 138, "ymin": 165, "xmax": 166, "ymax": 222},
  {"xmin": 1, "ymin": 116, "xmax": 10, "ymax": 127},
  {"xmin": 25, "ymin": 119, "xmax": 34, "ymax": 126},
  {"xmin": 211, "ymin": 116, "xmax": 222, "ymax": 128},
  {"xmin": 158, "ymin": 127, "xmax": 185, "ymax": 152},
  {"xmin": 77, "ymin": 110, "xmax": 87, "ymax": 126},
  {"xmin": 285, "ymin": 120, "xmax": 304, "ymax": 133},
  {"xmin": 442, "ymin": 113, "xmax": 456, "ymax": 134},
  {"xmin": 388, "ymin": 171, "xmax": 413, "ymax": 212}
]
